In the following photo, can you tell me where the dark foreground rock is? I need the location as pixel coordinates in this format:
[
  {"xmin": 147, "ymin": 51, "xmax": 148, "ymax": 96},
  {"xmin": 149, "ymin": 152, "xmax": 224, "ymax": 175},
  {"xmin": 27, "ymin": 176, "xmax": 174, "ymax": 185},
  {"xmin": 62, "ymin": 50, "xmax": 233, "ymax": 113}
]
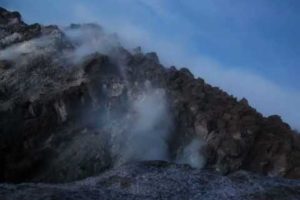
[{"xmin": 1, "ymin": 161, "xmax": 300, "ymax": 200}]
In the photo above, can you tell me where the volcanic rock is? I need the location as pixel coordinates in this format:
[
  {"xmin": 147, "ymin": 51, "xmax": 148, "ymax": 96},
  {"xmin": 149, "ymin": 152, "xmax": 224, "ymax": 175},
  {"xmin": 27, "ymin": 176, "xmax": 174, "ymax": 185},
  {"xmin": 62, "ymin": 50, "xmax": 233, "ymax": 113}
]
[
  {"xmin": 0, "ymin": 6, "xmax": 299, "ymax": 185},
  {"xmin": 1, "ymin": 161, "xmax": 300, "ymax": 200}
]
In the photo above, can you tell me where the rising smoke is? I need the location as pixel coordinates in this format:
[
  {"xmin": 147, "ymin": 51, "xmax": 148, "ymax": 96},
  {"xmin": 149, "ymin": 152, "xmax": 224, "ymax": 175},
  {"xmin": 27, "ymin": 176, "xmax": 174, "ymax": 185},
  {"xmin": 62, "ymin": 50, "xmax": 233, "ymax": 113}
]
[
  {"xmin": 113, "ymin": 86, "xmax": 172, "ymax": 166},
  {"xmin": 176, "ymin": 138, "xmax": 205, "ymax": 169},
  {"xmin": 0, "ymin": 35, "xmax": 56, "ymax": 60},
  {"xmin": 63, "ymin": 24, "xmax": 121, "ymax": 63}
]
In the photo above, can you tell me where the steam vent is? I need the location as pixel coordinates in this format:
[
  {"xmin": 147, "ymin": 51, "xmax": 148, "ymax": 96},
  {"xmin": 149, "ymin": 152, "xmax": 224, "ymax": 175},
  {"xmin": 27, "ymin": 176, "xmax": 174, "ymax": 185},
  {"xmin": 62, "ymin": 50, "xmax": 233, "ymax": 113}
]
[{"xmin": 1, "ymin": 7, "xmax": 300, "ymax": 200}]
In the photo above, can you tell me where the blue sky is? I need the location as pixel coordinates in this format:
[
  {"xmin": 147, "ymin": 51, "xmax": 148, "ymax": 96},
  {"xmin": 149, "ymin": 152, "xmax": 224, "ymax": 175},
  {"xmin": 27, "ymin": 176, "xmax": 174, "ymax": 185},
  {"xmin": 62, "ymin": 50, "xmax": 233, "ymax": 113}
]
[{"xmin": 1, "ymin": 0, "xmax": 300, "ymax": 129}]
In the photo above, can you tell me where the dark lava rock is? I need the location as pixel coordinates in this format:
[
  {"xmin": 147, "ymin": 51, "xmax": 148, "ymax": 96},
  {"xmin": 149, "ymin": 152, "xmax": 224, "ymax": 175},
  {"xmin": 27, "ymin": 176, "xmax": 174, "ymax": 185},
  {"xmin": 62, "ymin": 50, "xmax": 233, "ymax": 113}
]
[
  {"xmin": 0, "ymin": 161, "xmax": 300, "ymax": 200},
  {"xmin": 0, "ymin": 7, "xmax": 22, "ymax": 26},
  {"xmin": 0, "ymin": 6, "xmax": 300, "ymax": 186}
]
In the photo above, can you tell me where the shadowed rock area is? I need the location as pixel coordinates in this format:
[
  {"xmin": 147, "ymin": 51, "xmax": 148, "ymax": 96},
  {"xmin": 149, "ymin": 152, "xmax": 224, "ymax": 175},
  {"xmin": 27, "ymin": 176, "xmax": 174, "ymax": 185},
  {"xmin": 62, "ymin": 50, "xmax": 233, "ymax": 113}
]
[{"xmin": 1, "ymin": 6, "xmax": 300, "ymax": 199}]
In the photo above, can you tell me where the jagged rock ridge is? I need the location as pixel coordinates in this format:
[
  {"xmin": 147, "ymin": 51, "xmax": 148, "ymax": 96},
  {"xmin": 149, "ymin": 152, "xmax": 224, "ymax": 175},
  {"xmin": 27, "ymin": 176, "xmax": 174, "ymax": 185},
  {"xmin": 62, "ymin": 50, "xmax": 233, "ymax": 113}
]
[{"xmin": 0, "ymin": 6, "xmax": 300, "ymax": 186}]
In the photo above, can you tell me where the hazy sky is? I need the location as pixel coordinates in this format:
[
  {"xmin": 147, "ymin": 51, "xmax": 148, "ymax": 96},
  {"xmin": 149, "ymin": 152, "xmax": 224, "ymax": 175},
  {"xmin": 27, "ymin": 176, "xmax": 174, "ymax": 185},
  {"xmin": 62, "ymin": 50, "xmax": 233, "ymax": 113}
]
[{"xmin": 1, "ymin": 0, "xmax": 300, "ymax": 129}]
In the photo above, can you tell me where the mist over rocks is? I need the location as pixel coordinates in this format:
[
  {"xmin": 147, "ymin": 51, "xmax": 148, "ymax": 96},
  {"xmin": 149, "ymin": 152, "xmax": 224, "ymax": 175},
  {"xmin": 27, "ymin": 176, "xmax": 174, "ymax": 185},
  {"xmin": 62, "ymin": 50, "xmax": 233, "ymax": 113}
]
[{"xmin": 0, "ymin": 6, "xmax": 300, "ymax": 191}]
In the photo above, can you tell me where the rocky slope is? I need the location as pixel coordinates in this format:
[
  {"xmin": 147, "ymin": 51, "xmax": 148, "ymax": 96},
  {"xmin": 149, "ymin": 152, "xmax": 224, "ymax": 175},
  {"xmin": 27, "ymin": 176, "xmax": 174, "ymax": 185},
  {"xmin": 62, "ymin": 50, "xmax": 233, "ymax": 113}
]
[
  {"xmin": 0, "ymin": 6, "xmax": 300, "ymax": 188},
  {"xmin": 1, "ymin": 161, "xmax": 300, "ymax": 200}
]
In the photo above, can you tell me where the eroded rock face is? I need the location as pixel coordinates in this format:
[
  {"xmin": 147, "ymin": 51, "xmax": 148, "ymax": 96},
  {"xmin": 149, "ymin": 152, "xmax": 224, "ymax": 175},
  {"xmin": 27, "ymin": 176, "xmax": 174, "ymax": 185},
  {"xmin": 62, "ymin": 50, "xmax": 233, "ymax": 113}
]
[
  {"xmin": 0, "ymin": 6, "xmax": 300, "ymax": 184},
  {"xmin": 1, "ymin": 161, "xmax": 300, "ymax": 200}
]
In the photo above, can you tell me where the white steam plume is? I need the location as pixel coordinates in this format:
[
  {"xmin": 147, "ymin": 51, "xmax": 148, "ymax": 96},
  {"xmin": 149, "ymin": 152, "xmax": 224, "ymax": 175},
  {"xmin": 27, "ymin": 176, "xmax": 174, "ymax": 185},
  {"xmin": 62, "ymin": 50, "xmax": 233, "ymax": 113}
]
[
  {"xmin": 113, "ymin": 85, "xmax": 172, "ymax": 166},
  {"xmin": 63, "ymin": 24, "xmax": 121, "ymax": 63},
  {"xmin": 176, "ymin": 138, "xmax": 205, "ymax": 169}
]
